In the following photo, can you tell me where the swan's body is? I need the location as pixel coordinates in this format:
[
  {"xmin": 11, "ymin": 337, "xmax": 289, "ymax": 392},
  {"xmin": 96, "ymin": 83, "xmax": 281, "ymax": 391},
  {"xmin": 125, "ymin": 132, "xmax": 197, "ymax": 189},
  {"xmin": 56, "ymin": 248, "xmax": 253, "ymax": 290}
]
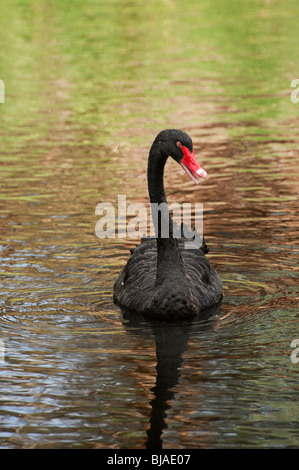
[{"xmin": 113, "ymin": 129, "xmax": 222, "ymax": 320}]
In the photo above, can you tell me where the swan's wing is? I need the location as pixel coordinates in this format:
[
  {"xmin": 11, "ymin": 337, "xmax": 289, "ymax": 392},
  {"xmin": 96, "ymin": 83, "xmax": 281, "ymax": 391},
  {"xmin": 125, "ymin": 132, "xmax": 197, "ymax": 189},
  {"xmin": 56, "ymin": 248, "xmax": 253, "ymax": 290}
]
[
  {"xmin": 181, "ymin": 245, "xmax": 211, "ymax": 283},
  {"xmin": 113, "ymin": 239, "xmax": 157, "ymax": 311},
  {"xmin": 114, "ymin": 239, "xmax": 222, "ymax": 314},
  {"xmin": 180, "ymin": 243, "xmax": 223, "ymax": 308}
]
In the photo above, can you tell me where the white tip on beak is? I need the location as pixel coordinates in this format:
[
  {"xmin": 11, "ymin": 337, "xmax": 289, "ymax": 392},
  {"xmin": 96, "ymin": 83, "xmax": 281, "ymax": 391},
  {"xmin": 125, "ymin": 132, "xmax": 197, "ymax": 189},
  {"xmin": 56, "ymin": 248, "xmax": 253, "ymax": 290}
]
[{"xmin": 196, "ymin": 168, "xmax": 208, "ymax": 179}]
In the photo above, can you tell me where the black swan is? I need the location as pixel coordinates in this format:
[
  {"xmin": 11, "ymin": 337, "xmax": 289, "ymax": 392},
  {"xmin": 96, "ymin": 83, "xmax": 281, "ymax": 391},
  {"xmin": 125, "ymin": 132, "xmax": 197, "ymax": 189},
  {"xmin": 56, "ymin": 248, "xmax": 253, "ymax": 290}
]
[{"xmin": 114, "ymin": 129, "xmax": 222, "ymax": 320}]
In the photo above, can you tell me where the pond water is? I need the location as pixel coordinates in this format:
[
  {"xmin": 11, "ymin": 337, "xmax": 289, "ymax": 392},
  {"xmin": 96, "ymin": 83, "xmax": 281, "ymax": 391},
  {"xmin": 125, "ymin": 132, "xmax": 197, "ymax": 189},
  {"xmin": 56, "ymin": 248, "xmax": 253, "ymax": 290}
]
[{"xmin": 0, "ymin": 0, "xmax": 298, "ymax": 449}]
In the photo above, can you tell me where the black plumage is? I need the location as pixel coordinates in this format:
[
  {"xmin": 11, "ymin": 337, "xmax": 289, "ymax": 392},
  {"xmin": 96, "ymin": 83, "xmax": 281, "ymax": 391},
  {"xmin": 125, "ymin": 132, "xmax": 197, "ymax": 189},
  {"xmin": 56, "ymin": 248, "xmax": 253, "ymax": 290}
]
[{"xmin": 114, "ymin": 130, "xmax": 223, "ymax": 320}]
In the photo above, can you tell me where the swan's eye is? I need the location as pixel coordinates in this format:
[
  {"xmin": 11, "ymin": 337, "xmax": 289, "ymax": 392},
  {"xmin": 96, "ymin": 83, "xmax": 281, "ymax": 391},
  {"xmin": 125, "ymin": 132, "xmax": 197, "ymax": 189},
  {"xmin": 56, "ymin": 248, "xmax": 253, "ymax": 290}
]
[{"xmin": 176, "ymin": 141, "xmax": 182, "ymax": 148}]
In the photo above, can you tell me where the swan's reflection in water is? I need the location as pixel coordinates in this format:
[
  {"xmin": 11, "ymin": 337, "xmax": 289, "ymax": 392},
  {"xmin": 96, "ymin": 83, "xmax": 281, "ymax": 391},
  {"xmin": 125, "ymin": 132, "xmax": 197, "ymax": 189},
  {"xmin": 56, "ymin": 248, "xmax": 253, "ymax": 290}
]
[{"xmin": 121, "ymin": 302, "xmax": 222, "ymax": 449}]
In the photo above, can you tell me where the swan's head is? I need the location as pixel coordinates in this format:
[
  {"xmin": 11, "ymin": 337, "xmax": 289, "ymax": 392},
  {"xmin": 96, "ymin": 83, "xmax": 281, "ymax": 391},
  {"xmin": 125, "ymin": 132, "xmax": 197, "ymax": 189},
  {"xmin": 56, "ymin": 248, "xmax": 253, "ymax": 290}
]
[{"xmin": 157, "ymin": 129, "xmax": 207, "ymax": 184}]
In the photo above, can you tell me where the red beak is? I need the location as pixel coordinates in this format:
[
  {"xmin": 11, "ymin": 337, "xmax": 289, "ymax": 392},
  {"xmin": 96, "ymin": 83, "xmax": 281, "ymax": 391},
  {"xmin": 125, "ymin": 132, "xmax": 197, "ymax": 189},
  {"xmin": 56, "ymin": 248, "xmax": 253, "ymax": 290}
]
[{"xmin": 179, "ymin": 146, "xmax": 207, "ymax": 184}]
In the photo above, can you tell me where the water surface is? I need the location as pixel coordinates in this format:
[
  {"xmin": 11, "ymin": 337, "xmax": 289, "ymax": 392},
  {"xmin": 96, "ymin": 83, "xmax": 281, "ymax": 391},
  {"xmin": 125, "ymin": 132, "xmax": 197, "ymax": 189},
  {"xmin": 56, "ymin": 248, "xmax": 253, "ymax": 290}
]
[{"xmin": 0, "ymin": 0, "xmax": 298, "ymax": 449}]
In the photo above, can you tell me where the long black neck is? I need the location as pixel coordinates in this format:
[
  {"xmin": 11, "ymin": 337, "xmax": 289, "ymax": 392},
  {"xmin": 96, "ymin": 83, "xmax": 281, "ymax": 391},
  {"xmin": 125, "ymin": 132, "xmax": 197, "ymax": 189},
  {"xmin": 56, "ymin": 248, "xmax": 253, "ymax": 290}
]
[
  {"xmin": 147, "ymin": 141, "xmax": 185, "ymax": 284},
  {"xmin": 147, "ymin": 140, "xmax": 173, "ymax": 237}
]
